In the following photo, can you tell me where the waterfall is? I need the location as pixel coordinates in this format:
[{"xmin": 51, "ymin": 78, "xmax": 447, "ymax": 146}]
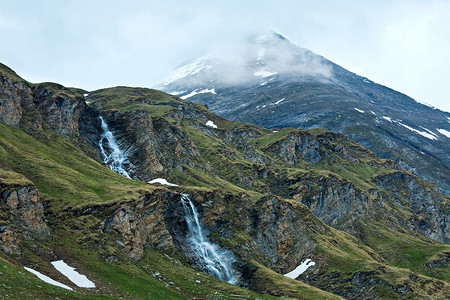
[
  {"xmin": 181, "ymin": 194, "xmax": 238, "ymax": 284},
  {"xmin": 99, "ymin": 116, "xmax": 132, "ymax": 179}
]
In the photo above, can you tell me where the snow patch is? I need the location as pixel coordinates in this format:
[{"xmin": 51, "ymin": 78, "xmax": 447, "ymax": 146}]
[
  {"xmin": 169, "ymin": 90, "xmax": 186, "ymax": 96},
  {"xmin": 437, "ymin": 128, "xmax": 450, "ymax": 138},
  {"xmin": 382, "ymin": 116, "xmax": 392, "ymax": 122},
  {"xmin": 398, "ymin": 123, "xmax": 438, "ymax": 140},
  {"xmin": 181, "ymin": 88, "xmax": 216, "ymax": 100},
  {"xmin": 254, "ymin": 70, "xmax": 278, "ymax": 78},
  {"xmin": 51, "ymin": 260, "xmax": 95, "ymax": 288},
  {"xmin": 354, "ymin": 108, "xmax": 365, "ymax": 113},
  {"xmin": 148, "ymin": 178, "xmax": 178, "ymax": 187},
  {"xmin": 24, "ymin": 267, "xmax": 73, "ymax": 291},
  {"xmin": 162, "ymin": 59, "xmax": 212, "ymax": 86},
  {"xmin": 274, "ymin": 98, "xmax": 285, "ymax": 105},
  {"xmin": 420, "ymin": 127, "xmax": 438, "ymax": 138},
  {"xmin": 284, "ymin": 259, "xmax": 316, "ymax": 279},
  {"xmin": 205, "ymin": 120, "xmax": 218, "ymax": 129}
]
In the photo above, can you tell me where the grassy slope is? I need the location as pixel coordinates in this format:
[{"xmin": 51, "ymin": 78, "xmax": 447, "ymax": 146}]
[{"xmin": 0, "ymin": 123, "xmax": 148, "ymax": 208}]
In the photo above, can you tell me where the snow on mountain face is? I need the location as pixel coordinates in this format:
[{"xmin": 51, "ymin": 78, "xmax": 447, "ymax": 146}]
[{"xmin": 157, "ymin": 32, "xmax": 450, "ymax": 195}]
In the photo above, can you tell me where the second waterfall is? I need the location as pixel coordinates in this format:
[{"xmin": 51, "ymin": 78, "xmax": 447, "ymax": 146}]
[{"xmin": 181, "ymin": 194, "xmax": 238, "ymax": 284}]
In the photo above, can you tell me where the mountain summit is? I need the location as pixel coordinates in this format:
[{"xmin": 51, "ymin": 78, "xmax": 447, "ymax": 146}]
[{"xmin": 159, "ymin": 32, "xmax": 450, "ymax": 194}]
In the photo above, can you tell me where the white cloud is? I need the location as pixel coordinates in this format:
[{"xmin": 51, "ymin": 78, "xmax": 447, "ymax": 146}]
[{"xmin": 0, "ymin": 0, "xmax": 448, "ymax": 112}]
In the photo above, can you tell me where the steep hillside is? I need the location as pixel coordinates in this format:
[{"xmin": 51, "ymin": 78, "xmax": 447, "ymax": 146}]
[
  {"xmin": 0, "ymin": 63, "xmax": 449, "ymax": 299},
  {"xmin": 158, "ymin": 32, "xmax": 450, "ymax": 195}
]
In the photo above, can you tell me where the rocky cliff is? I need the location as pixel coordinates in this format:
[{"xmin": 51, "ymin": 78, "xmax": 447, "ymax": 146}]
[{"xmin": 0, "ymin": 170, "xmax": 49, "ymax": 255}]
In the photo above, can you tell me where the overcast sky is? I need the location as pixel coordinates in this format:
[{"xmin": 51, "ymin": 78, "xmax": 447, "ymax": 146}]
[{"xmin": 1, "ymin": 0, "xmax": 449, "ymax": 112}]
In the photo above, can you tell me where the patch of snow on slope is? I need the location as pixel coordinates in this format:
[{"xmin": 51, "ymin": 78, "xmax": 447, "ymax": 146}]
[
  {"xmin": 24, "ymin": 267, "xmax": 73, "ymax": 291},
  {"xmin": 206, "ymin": 120, "xmax": 218, "ymax": 128},
  {"xmin": 354, "ymin": 108, "xmax": 365, "ymax": 113},
  {"xmin": 181, "ymin": 88, "xmax": 216, "ymax": 100},
  {"xmin": 163, "ymin": 59, "xmax": 212, "ymax": 86},
  {"xmin": 284, "ymin": 259, "xmax": 316, "ymax": 279},
  {"xmin": 398, "ymin": 123, "xmax": 437, "ymax": 140},
  {"xmin": 382, "ymin": 116, "xmax": 392, "ymax": 122},
  {"xmin": 51, "ymin": 260, "xmax": 95, "ymax": 288},
  {"xmin": 274, "ymin": 98, "xmax": 285, "ymax": 105},
  {"xmin": 420, "ymin": 127, "xmax": 438, "ymax": 138},
  {"xmin": 169, "ymin": 90, "xmax": 186, "ymax": 96},
  {"xmin": 437, "ymin": 128, "xmax": 450, "ymax": 138},
  {"xmin": 148, "ymin": 178, "xmax": 178, "ymax": 187},
  {"xmin": 254, "ymin": 70, "xmax": 278, "ymax": 78}
]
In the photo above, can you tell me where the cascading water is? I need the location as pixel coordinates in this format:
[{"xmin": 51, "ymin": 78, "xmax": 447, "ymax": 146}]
[
  {"xmin": 99, "ymin": 116, "xmax": 132, "ymax": 179},
  {"xmin": 181, "ymin": 194, "xmax": 238, "ymax": 284}
]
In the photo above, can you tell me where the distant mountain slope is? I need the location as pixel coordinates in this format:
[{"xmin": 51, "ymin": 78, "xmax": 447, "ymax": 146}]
[{"xmin": 159, "ymin": 32, "xmax": 450, "ymax": 195}]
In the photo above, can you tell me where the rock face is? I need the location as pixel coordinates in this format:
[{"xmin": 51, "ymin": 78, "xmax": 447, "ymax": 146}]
[
  {"xmin": 100, "ymin": 190, "xmax": 326, "ymax": 273},
  {"xmin": 99, "ymin": 192, "xmax": 174, "ymax": 261},
  {"xmin": 100, "ymin": 109, "xmax": 201, "ymax": 181},
  {"xmin": 0, "ymin": 67, "xmax": 101, "ymax": 154},
  {"xmin": 0, "ymin": 70, "xmax": 34, "ymax": 126},
  {"xmin": 375, "ymin": 172, "xmax": 450, "ymax": 243},
  {"xmin": 0, "ymin": 184, "xmax": 50, "ymax": 255},
  {"xmin": 266, "ymin": 132, "xmax": 322, "ymax": 165}
]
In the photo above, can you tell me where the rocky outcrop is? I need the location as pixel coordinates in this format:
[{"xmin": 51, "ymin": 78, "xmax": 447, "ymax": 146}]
[
  {"xmin": 99, "ymin": 192, "xmax": 173, "ymax": 260},
  {"xmin": 0, "ymin": 184, "xmax": 50, "ymax": 255},
  {"xmin": 101, "ymin": 109, "xmax": 200, "ymax": 181},
  {"xmin": 0, "ymin": 72, "xmax": 33, "ymax": 126},
  {"xmin": 266, "ymin": 132, "xmax": 322, "ymax": 165},
  {"xmin": 0, "ymin": 70, "xmax": 101, "ymax": 154},
  {"xmin": 291, "ymin": 175, "xmax": 376, "ymax": 229},
  {"xmin": 302, "ymin": 266, "xmax": 449, "ymax": 300},
  {"xmin": 375, "ymin": 172, "xmax": 450, "ymax": 243}
]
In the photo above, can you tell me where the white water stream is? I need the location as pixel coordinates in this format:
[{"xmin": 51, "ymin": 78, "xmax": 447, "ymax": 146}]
[
  {"xmin": 181, "ymin": 194, "xmax": 237, "ymax": 284},
  {"xmin": 99, "ymin": 116, "xmax": 132, "ymax": 179}
]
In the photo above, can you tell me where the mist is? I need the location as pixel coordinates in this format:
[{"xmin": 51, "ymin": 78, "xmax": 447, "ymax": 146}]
[{"xmin": 161, "ymin": 32, "xmax": 334, "ymax": 88}]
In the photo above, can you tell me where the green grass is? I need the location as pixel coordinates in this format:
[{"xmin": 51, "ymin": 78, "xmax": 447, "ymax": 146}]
[
  {"xmin": 0, "ymin": 123, "xmax": 148, "ymax": 207},
  {"xmin": 0, "ymin": 255, "xmax": 112, "ymax": 300},
  {"xmin": 360, "ymin": 221, "xmax": 450, "ymax": 281},
  {"xmin": 0, "ymin": 63, "xmax": 25, "ymax": 83},
  {"xmin": 0, "ymin": 169, "xmax": 33, "ymax": 190}
]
